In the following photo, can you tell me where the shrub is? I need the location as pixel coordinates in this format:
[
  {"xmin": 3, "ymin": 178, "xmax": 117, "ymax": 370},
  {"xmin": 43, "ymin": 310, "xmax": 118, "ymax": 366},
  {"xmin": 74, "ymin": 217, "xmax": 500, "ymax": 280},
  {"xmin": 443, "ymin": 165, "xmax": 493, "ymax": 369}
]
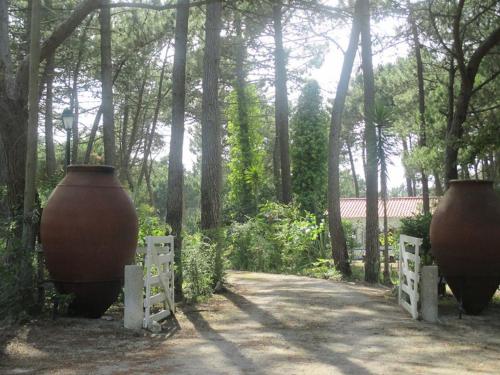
[
  {"xmin": 341, "ymin": 220, "xmax": 360, "ymax": 260},
  {"xmin": 226, "ymin": 202, "xmax": 330, "ymax": 274},
  {"xmin": 301, "ymin": 258, "xmax": 342, "ymax": 280},
  {"xmin": 399, "ymin": 213, "xmax": 433, "ymax": 265},
  {"xmin": 137, "ymin": 204, "xmax": 170, "ymax": 247},
  {"xmin": 182, "ymin": 233, "xmax": 216, "ymax": 301}
]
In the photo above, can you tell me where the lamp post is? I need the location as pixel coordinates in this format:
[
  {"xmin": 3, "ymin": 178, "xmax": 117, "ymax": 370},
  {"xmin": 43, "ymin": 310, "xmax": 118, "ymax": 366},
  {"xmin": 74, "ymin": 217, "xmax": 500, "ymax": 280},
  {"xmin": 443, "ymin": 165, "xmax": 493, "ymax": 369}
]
[{"xmin": 62, "ymin": 108, "xmax": 74, "ymax": 171}]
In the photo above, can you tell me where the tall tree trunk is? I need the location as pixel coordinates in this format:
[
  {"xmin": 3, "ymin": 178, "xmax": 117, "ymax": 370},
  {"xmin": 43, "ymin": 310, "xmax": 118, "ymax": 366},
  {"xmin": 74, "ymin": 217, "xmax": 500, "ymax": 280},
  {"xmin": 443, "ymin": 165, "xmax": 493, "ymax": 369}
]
[
  {"xmin": 20, "ymin": 0, "xmax": 41, "ymax": 311},
  {"xmin": 234, "ymin": 14, "xmax": 255, "ymax": 217},
  {"xmin": 100, "ymin": 0, "xmax": 115, "ymax": 166},
  {"xmin": 327, "ymin": 0, "xmax": 361, "ymax": 277},
  {"xmin": 166, "ymin": 0, "xmax": 189, "ymax": 301},
  {"xmin": 119, "ymin": 92, "xmax": 130, "ymax": 170},
  {"xmin": 401, "ymin": 137, "xmax": 413, "ymax": 196},
  {"xmin": 84, "ymin": 59, "xmax": 124, "ymax": 164},
  {"xmin": 434, "ymin": 169, "xmax": 443, "ymax": 196},
  {"xmin": 347, "ymin": 141, "xmax": 360, "ymax": 198},
  {"xmin": 138, "ymin": 53, "xmax": 169, "ymax": 189},
  {"xmin": 200, "ymin": 0, "xmax": 223, "ymax": 285},
  {"xmin": 273, "ymin": 135, "xmax": 282, "ymax": 201},
  {"xmin": 0, "ymin": 0, "xmax": 27, "ymax": 221},
  {"xmin": 445, "ymin": 56, "xmax": 455, "ymax": 185},
  {"xmin": 272, "ymin": 1, "xmax": 292, "ymax": 204},
  {"xmin": 122, "ymin": 70, "xmax": 147, "ymax": 188},
  {"xmin": 44, "ymin": 54, "xmax": 56, "ymax": 177},
  {"xmin": 360, "ymin": 0, "xmax": 379, "ymax": 283},
  {"xmin": 145, "ymin": 156, "xmax": 155, "ymax": 208},
  {"xmin": 378, "ymin": 127, "xmax": 391, "ymax": 284},
  {"xmin": 69, "ymin": 19, "xmax": 90, "ymax": 164},
  {"xmin": 409, "ymin": 7, "xmax": 429, "ymax": 215},
  {"xmin": 83, "ymin": 107, "xmax": 103, "ymax": 164},
  {"xmin": 361, "ymin": 135, "xmax": 367, "ymax": 180}
]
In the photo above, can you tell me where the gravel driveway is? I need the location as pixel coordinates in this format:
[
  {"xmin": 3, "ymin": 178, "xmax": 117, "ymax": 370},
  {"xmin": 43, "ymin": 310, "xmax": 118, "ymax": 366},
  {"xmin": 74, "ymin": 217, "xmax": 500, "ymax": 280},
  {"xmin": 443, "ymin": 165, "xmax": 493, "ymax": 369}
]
[{"xmin": 2, "ymin": 271, "xmax": 500, "ymax": 374}]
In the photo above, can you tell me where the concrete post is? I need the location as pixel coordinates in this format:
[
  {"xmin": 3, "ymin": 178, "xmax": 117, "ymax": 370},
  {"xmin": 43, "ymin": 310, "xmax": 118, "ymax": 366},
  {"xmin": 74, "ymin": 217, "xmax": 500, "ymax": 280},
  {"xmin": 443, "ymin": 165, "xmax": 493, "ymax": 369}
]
[
  {"xmin": 124, "ymin": 265, "xmax": 143, "ymax": 330},
  {"xmin": 421, "ymin": 265, "xmax": 438, "ymax": 323}
]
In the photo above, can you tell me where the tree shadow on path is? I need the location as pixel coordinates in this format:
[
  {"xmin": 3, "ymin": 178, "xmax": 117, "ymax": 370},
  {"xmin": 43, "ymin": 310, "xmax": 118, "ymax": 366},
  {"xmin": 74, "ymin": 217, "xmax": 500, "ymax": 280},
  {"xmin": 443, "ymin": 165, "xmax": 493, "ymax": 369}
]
[
  {"xmin": 223, "ymin": 288, "xmax": 374, "ymax": 375},
  {"xmin": 183, "ymin": 308, "xmax": 267, "ymax": 375}
]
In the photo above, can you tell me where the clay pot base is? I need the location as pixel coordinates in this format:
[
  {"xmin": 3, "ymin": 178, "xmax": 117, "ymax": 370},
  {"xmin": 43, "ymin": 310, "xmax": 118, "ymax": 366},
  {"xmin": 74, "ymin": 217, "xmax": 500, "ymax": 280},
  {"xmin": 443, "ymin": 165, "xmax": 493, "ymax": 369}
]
[
  {"xmin": 446, "ymin": 276, "xmax": 500, "ymax": 315},
  {"xmin": 55, "ymin": 280, "xmax": 122, "ymax": 318}
]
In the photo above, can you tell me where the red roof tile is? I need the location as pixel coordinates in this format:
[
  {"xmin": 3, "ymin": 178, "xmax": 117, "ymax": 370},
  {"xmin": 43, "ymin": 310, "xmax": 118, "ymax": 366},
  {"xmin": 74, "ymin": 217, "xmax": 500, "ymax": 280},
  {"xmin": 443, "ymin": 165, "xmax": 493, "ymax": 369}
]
[{"xmin": 339, "ymin": 197, "xmax": 439, "ymax": 219}]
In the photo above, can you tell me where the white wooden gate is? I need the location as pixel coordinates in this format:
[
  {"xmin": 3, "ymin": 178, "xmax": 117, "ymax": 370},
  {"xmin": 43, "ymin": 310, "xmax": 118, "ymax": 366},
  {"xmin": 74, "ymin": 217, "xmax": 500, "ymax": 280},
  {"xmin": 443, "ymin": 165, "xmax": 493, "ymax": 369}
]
[
  {"xmin": 143, "ymin": 235, "xmax": 175, "ymax": 329},
  {"xmin": 399, "ymin": 234, "xmax": 422, "ymax": 319}
]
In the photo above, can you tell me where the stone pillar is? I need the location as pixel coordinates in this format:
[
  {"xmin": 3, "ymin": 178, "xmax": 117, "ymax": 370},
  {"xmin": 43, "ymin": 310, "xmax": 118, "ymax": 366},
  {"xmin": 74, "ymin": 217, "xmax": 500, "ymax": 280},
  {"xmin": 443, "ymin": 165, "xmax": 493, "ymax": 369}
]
[
  {"xmin": 124, "ymin": 265, "xmax": 143, "ymax": 330},
  {"xmin": 421, "ymin": 265, "xmax": 438, "ymax": 323}
]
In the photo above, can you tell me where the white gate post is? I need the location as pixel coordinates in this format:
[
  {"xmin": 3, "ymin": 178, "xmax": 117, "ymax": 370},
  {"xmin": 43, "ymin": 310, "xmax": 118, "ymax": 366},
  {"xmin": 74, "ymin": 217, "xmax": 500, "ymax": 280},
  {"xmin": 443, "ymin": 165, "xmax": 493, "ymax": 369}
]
[
  {"xmin": 421, "ymin": 265, "xmax": 439, "ymax": 322},
  {"xmin": 124, "ymin": 265, "xmax": 144, "ymax": 329}
]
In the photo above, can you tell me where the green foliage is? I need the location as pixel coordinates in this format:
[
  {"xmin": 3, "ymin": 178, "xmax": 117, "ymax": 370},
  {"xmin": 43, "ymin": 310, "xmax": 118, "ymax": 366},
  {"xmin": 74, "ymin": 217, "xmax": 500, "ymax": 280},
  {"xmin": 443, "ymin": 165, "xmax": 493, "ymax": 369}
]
[
  {"xmin": 399, "ymin": 213, "xmax": 433, "ymax": 265},
  {"xmin": 341, "ymin": 220, "xmax": 359, "ymax": 250},
  {"xmin": 137, "ymin": 204, "xmax": 170, "ymax": 247},
  {"xmin": 301, "ymin": 258, "xmax": 342, "ymax": 280},
  {"xmin": 226, "ymin": 85, "xmax": 266, "ymax": 221},
  {"xmin": 379, "ymin": 229, "xmax": 398, "ymax": 253},
  {"xmin": 227, "ymin": 202, "xmax": 329, "ymax": 274},
  {"xmin": 290, "ymin": 80, "xmax": 329, "ymax": 216},
  {"xmin": 182, "ymin": 233, "xmax": 216, "ymax": 301}
]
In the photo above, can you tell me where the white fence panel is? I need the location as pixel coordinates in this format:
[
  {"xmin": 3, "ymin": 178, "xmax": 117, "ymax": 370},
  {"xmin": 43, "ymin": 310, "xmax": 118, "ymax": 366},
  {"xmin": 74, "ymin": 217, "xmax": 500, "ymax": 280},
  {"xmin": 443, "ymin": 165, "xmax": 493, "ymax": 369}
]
[
  {"xmin": 143, "ymin": 235, "xmax": 175, "ymax": 329},
  {"xmin": 399, "ymin": 234, "xmax": 422, "ymax": 319}
]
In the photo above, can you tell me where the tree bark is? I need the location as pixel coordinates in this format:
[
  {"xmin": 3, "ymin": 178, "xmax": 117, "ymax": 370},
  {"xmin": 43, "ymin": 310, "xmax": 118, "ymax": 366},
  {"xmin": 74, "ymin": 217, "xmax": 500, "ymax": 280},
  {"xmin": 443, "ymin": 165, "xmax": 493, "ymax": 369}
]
[
  {"xmin": 100, "ymin": 0, "xmax": 115, "ymax": 166},
  {"xmin": 347, "ymin": 141, "xmax": 360, "ymax": 198},
  {"xmin": 44, "ymin": 54, "xmax": 56, "ymax": 177},
  {"xmin": 83, "ymin": 107, "xmax": 103, "ymax": 164},
  {"xmin": 0, "ymin": 0, "xmax": 14, "ymax": 97},
  {"xmin": 359, "ymin": 0, "xmax": 379, "ymax": 283},
  {"xmin": 234, "ymin": 14, "xmax": 255, "ymax": 217},
  {"xmin": 85, "ymin": 63, "xmax": 123, "ymax": 164},
  {"xmin": 273, "ymin": 135, "xmax": 282, "ymax": 201},
  {"xmin": 70, "ymin": 18, "xmax": 91, "ymax": 164},
  {"xmin": 433, "ymin": 169, "xmax": 442, "ymax": 196},
  {"xmin": 200, "ymin": 0, "xmax": 223, "ymax": 284},
  {"xmin": 327, "ymin": 0, "xmax": 361, "ymax": 277},
  {"xmin": 378, "ymin": 127, "xmax": 391, "ymax": 284},
  {"xmin": 401, "ymin": 137, "xmax": 414, "ymax": 196},
  {"xmin": 166, "ymin": 0, "xmax": 190, "ymax": 301},
  {"xmin": 272, "ymin": 1, "xmax": 292, "ymax": 204},
  {"xmin": 19, "ymin": 0, "xmax": 41, "ymax": 311},
  {"xmin": 122, "ymin": 70, "xmax": 147, "ymax": 188},
  {"xmin": 409, "ymin": 6, "xmax": 429, "ymax": 215},
  {"xmin": 138, "ymin": 54, "xmax": 168, "ymax": 189}
]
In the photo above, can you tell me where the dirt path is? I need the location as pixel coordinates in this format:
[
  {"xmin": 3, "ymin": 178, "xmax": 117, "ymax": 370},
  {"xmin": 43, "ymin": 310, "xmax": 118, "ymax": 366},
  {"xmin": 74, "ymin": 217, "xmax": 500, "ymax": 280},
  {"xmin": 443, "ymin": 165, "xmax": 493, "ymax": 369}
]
[{"xmin": 2, "ymin": 271, "xmax": 500, "ymax": 374}]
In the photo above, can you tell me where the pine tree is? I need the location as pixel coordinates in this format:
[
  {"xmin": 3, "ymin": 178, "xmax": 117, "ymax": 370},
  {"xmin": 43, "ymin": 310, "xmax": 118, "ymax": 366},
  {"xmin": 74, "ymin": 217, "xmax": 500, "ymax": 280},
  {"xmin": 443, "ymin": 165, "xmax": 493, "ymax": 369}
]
[{"xmin": 291, "ymin": 80, "xmax": 328, "ymax": 217}]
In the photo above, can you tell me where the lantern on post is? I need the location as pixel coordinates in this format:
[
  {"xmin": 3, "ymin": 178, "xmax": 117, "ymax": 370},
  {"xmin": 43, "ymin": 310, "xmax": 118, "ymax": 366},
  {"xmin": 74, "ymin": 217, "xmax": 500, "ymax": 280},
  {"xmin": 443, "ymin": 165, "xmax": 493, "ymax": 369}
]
[{"xmin": 62, "ymin": 108, "xmax": 74, "ymax": 171}]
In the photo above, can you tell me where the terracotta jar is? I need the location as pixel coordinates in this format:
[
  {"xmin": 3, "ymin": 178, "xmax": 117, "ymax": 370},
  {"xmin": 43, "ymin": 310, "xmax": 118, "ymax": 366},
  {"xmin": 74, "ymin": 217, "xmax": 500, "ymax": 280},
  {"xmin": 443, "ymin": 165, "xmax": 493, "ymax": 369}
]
[
  {"xmin": 41, "ymin": 165, "xmax": 138, "ymax": 318},
  {"xmin": 430, "ymin": 180, "xmax": 500, "ymax": 314}
]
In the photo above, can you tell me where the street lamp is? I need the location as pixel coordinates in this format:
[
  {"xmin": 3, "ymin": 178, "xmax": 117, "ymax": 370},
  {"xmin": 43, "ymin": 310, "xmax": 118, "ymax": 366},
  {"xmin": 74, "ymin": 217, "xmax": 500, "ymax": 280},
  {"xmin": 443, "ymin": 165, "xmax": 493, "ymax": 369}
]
[{"xmin": 62, "ymin": 108, "xmax": 74, "ymax": 171}]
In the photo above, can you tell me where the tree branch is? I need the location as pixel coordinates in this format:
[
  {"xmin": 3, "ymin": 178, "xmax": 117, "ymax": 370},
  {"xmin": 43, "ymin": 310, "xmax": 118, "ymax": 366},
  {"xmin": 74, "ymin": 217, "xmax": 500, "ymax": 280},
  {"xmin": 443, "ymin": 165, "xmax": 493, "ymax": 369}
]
[
  {"xmin": 14, "ymin": 0, "xmax": 206, "ymax": 99},
  {"xmin": 427, "ymin": 0, "xmax": 454, "ymax": 57},
  {"xmin": 467, "ymin": 25, "xmax": 500, "ymax": 77},
  {"xmin": 108, "ymin": 0, "xmax": 208, "ymax": 11},
  {"xmin": 452, "ymin": 0, "xmax": 466, "ymax": 76},
  {"xmin": 472, "ymin": 69, "xmax": 500, "ymax": 95}
]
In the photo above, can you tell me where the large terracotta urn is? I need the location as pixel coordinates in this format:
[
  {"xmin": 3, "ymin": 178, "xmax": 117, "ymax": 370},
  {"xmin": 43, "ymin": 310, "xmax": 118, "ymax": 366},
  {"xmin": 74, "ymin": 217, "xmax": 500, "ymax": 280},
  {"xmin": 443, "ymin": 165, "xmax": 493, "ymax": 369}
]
[
  {"xmin": 41, "ymin": 165, "xmax": 138, "ymax": 318},
  {"xmin": 430, "ymin": 180, "xmax": 500, "ymax": 314}
]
